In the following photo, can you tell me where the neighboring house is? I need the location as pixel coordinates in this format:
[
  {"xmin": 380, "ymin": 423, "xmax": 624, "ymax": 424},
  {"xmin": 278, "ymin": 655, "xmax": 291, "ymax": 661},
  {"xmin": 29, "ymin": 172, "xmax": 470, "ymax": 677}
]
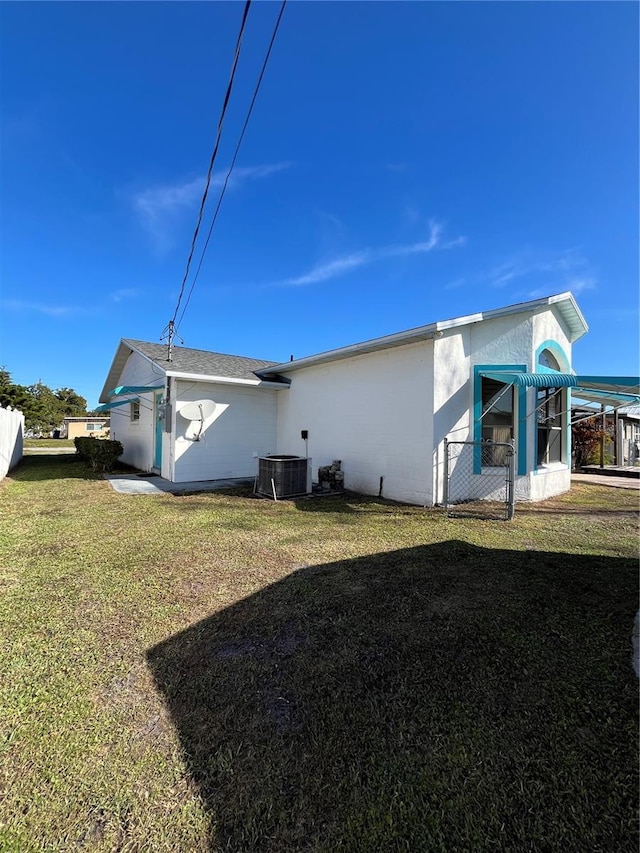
[
  {"xmin": 98, "ymin": 292, "xmax": 639, "ymax": 505},
  {"xmin": 64, "ymin": 417, "xmax": 111, "ymax": 440},
  {"xmin": 618, "ymin": 406, "xmax": 640, "ymax": 464}
]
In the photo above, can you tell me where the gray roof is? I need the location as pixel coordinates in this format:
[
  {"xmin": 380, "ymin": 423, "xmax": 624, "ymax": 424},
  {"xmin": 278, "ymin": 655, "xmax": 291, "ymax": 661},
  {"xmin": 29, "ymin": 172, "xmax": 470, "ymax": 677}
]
[
  {"xmin": 99, "ymin": 338, "xmax": 285, "ymax": 402},
  {"xmin": 124, "ymin": 339, "xmax": 279, "ymax": 381}
]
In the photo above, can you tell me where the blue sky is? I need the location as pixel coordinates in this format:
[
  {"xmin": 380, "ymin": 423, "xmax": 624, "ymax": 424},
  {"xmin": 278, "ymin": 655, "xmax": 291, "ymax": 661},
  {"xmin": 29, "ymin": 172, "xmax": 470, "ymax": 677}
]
[{"xmin": 1, "ymin": 1, "xmax": 638, "ymax": 407}]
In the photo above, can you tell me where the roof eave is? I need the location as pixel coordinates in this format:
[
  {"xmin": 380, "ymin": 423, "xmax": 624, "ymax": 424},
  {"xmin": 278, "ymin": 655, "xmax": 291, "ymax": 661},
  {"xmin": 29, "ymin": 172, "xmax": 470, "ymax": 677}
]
[
  {"xmin": 260, "ymin": 325, "xmax": 439, "ymax": 375},
  {"xmin": 167, "ymin": 370, "xmax": 288, "ymax": 389},
  {"xmin": 259, "ymin": 292, "xmax": 588, "ymax": 375}
]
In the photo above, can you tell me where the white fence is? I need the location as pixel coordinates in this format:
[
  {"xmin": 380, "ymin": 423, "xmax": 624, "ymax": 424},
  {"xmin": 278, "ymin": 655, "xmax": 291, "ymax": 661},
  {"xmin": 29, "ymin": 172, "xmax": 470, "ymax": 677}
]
[{"xmin": 0, "ymin": 406, "xmax": 24, "ymax": 481}]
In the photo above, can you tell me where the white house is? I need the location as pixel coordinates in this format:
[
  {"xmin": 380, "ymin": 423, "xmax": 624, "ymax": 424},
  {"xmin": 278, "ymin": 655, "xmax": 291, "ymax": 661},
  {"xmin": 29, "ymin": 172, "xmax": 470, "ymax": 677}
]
[{"xmin": 98, "ymin": 292, "xmax": 639, "ymax": 505}]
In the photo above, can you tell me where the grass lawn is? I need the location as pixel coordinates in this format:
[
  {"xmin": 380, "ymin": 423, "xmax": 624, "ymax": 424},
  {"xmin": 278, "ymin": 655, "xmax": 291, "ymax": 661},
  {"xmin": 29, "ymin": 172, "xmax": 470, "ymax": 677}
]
[
  {"xmin": 0, "ymin": 455, "xmax": 637, "ymax": 852},
  {"xmin": 23, "ymin": 439, "xmax": 75, "ymax": 449}
]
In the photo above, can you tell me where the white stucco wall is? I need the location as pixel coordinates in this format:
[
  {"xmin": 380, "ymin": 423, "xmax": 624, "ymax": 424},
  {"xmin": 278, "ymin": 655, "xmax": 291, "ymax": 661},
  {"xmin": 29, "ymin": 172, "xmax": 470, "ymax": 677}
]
[
  {"xmin": 431, "ymin": 305, "xmax": 574, "ymax": 505},
  {"xmin": 171, "ymin": 380, "xmax": 280, "ymax": 483},
  {"xmin": 275, "ymin": 340, "xmax": 435, "ymax": 505},
  {"xmin": 107, "ymin": 352, "xmax": 164, "ymax": 473}
]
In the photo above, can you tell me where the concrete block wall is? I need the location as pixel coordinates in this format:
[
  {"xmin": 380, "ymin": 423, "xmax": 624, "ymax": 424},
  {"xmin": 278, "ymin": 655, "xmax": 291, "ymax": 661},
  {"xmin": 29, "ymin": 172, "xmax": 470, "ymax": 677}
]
[
  {"xmin": 172, "ymin": 380, "xmax": 279, "ymax": 482},
  {"xmin": 275, "ymin": 340, "xmax": 435, "ymax": 505}
]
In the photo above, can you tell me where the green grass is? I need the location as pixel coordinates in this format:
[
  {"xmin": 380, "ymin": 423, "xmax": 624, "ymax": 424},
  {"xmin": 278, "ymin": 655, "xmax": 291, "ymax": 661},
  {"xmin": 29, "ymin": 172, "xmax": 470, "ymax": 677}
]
[
  {"xmin": 0, "ymin": 455, "xmax": 638, "ymax": 852},
  {"xmin": 23, "ymin": 438, "xmax": 75, "ymax": 449}
]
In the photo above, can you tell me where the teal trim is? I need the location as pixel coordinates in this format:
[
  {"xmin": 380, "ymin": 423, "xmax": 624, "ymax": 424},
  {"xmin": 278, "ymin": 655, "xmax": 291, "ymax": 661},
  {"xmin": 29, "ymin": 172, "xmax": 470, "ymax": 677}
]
[
  {"xmin": 566, "ymin": 388, "xmax": 571, "ymax": 465},
  {"xmin": 474, "ymin": 364, "xmax": 527, "ymax": 475},
  {"xmin": 154, "ymin": 392, "xmax": 163, "ymax": 470},
  {"xmin": 535, "ymin": 340, "xmax": 571, "ymax": 372},
  {"xmin": 576, "ymin": 375, "xmax": 640, "ymax": 389},
  {"xmin": 574, "ymin": 387, "xmax": 640, "ymax": 405},
  {"xmin": 479, "ymin": 370, "xmax": 577, "ymax": 388},
  {"xmin": 95, "ymin": 399, "xmax": 136, "ymax": 412},
  {"xmin": 108, "ymin": 385, "xmax": 163, "ymax": 396},
  {"xmin": 517, "ymin": 384, "xmax": 527, "ymax": 476}
]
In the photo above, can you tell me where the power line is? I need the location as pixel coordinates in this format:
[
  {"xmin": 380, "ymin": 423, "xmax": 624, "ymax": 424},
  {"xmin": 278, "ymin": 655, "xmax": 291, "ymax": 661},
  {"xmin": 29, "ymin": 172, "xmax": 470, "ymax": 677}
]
[
  {"xmin": 168, "ymin": 0, "xmax": 252, "ymax": 334},
  {"xmin": 175, "ymin": 0, "xmax": 287, "ymax": 335}
]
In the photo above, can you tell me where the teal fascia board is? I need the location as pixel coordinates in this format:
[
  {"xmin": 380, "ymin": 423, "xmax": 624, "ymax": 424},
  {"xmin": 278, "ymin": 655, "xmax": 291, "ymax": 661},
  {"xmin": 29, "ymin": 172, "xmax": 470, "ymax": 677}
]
[
  {"xmin": 95, "ymin": 399, "xmax": 136, "ymax": 412},
  {"xmin": 479, "ymin": 371, "xmax": 578, "ymax": 388},
  {"xmin": 108, "ymin": 385, "xmax": 163, "ymax": 396}
]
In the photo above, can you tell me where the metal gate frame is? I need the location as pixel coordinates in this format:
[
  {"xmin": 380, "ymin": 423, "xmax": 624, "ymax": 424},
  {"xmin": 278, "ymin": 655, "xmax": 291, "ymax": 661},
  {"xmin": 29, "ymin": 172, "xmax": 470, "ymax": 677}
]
[{"xmin": 443, "ymin": 439, "xmax": 516, "ymax": 521}]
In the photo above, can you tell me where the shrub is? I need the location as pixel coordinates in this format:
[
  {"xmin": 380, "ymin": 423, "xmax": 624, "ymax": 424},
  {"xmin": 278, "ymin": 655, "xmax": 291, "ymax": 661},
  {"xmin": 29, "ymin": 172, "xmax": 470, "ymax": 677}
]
[
  {"xmin": 74, "ymin": 436, "xmax": 123, "ymax": 471},
  {"xmin": 572, "ymin": 420, "xmax": 608, "ymax": 470}
]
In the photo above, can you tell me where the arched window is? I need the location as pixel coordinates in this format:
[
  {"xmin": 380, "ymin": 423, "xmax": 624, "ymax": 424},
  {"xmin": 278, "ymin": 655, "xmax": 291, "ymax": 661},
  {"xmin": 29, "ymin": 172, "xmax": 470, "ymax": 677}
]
[
  {"xmin": 537, "ymin": 349, "xmax": 564, "ymax": 465},
  {"xmin": 538, "ymin": 349, "xmax": 560, "ymax": 371}
]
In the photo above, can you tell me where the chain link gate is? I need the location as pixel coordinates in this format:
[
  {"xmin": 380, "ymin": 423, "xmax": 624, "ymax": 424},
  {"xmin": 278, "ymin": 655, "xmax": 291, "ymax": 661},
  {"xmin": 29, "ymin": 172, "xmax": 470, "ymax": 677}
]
[{"xmin": 443, "ymin": 439, "xmax": 516, "ymax": 521}]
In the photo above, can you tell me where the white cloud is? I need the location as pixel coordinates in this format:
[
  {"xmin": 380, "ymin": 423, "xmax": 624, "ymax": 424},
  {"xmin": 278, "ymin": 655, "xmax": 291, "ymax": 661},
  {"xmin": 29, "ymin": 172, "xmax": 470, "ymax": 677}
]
[
  {"xmin": 278, "ymin": 220, "xmax": 464, "ymax": 287},
  {"xmin": 564, "ymin": 276, "xmax": 596, "ymax": 295},
  {"xmin": 488, "ymin": 248, "xmax": 591, "ymax": 290},
  {"xmin": 1, "ymin": 299, "xmax": 93, "ymax": 318},
  {"xmin": 444, "ymin": 277, "xmax": 466, "ymax": 291},
  {"xmin": 284, "ymin": 251, "xmax": 373, "ymax": 286},
  {"xmin": 110, "ymin": 288, "xmax": 140, "ymax": 303},
  {"xmin": 487, "ymin": 249, "xmax": 599, "ymax": 303},
  {"xmin": 132, "ymin": 162, "xmax": 290, "ymax": 246}
]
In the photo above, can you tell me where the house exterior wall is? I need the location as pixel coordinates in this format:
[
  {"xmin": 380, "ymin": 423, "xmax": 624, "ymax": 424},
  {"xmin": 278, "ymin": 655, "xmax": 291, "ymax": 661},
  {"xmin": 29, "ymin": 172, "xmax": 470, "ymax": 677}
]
[
  {"xmin": 431, "ymin": 307, "xmax": 574, "ymax": 505},
  {"xmin": 171, "ymin": 380, "xmax": 279, "ymax": 483},
  {"xmin": 65, "ymin": 419, "xmax": 110, "ymax": 440},
  {"xmin": 107, "ymin": 352, "xmax": 164, "ymax": 472},
  {"xmin": 275, "ymin": 340, "xmax": 435, "ymax": 505}
]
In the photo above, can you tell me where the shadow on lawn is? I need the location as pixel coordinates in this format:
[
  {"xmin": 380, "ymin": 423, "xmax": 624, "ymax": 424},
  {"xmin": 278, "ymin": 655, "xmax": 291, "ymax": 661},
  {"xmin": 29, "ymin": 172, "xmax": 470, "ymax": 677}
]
[{"xmin": 146, "ymin": 542, "xmax": 638, "ymax": 853}]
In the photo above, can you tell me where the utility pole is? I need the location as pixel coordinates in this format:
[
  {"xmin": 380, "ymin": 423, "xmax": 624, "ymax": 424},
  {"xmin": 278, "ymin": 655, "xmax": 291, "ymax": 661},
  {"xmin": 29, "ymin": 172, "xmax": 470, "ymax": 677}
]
[{"xmin": 160, "ymin": 321, "xmax": 182, "ymax": 363}]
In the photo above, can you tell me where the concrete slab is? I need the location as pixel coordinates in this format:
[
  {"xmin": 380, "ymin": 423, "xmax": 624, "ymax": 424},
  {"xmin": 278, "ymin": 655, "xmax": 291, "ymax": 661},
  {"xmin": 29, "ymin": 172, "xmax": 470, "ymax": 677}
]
[
  {"xmin": 580, "ymin": 465, "xmax": 640, "ymax": 479},
  {"xmin": 104, "ymin": 474, "xmax": 254, "ymax": 496},
  {"xmin": 572, "ymin": 473, "xmax": 640, "ymax": 491}
]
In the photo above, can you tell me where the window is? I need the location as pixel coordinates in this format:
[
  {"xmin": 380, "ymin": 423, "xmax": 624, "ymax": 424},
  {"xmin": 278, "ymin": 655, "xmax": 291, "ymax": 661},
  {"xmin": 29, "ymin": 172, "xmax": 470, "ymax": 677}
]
[
  {"xmin": 481, "ymin": 377, "xmax": 513, "ymax": 466},
  {"xmin": 130, "ymin": 401, "xmax": 140, "ymax": 422},
  {"xmin": 537, "ymin": 388, "xmax": 563, "ymax": 464},
  {"xmin": 538, "ymin": 349, "xmax": 560, "ymax": 370},
  {"xmin": 85, "ymin": 423, "xmax": 104, "ymax": 432},
  {"xmin": 536, "ymin": 348, "xmax": 566, "ymax": 467}
]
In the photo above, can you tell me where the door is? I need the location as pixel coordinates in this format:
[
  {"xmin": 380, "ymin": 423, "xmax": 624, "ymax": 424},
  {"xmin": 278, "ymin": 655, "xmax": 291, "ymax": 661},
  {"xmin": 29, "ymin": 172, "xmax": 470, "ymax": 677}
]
[{"xmin": 154, "ymin": 392, "xmax": 163, "ymax": 470}]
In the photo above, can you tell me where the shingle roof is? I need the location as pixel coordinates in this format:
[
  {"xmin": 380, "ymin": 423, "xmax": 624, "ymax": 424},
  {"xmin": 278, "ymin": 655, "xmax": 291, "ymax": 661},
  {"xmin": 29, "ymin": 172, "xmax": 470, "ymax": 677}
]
[{"xmin": 124, "ymin": 339, "xmax": 279, "ymax": 381}]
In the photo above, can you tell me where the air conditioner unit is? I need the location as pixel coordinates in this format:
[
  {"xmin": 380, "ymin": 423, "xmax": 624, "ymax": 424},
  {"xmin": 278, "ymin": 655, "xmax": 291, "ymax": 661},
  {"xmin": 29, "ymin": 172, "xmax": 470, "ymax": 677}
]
[{"xmin": 257, "ymin": 456, "xmax": 310, "ymax": 499}]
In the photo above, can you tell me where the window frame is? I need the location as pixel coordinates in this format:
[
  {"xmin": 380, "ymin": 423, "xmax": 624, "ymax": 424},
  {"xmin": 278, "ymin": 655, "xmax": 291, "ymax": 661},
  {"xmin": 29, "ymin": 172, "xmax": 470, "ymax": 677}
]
[
  {"xmin": 534, "ymin": 344, "xmax": 570, "ymax": 470},
  {"xmin": 473, "ymin": 364, "xmax": 527, "ymax": 475}
]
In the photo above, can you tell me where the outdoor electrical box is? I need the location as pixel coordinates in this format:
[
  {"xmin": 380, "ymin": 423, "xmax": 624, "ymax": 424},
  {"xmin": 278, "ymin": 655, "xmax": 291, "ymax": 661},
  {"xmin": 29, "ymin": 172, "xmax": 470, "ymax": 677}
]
[{"xmin": 301, "ymin": 430, "xmax": 308, "ymax": 440}]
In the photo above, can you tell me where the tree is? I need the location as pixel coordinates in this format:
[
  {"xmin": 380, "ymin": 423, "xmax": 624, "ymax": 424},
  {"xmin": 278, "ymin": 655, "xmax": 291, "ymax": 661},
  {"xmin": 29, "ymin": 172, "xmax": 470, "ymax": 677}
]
[
  {"xmin": 27, "ymin": 381, "xmax": 64, "ymax": 433},
  {"xmin": 0, "ymin": 367, "xmax": 88, "ymax": 433},
  {"xmin": 572, "ymin": 418, "xmax": 607, "ymax": 470},
  {"xmin": 55, "ymin": 387, "xmax": 88, "ymax": 418},
  {"xmin": 0, "ymin": 368, "xmax": 30, "ymax": 411}
]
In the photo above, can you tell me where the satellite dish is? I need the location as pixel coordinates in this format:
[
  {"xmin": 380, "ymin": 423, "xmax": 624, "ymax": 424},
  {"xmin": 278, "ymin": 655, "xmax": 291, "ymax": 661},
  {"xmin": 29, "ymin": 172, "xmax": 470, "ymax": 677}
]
[
  {"xmin": 178, "ymin": 399, "xmax": 216, "ymax": 441},
  {"xmin": 179, "ymin": 400, "xmax": 216, "ymax": 421}
]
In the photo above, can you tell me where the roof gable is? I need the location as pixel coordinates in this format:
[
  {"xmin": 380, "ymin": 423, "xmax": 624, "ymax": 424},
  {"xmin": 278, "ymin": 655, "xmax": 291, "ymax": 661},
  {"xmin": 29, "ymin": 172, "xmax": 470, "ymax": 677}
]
[{"xmin": 99, "ymin": 339, "xmax": 282, "ymax": 402}]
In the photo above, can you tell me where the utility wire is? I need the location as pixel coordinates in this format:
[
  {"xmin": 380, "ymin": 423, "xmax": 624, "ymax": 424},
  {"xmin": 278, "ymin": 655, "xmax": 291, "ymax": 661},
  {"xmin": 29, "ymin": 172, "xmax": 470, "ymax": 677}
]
[
  {"xmin": 175, "ymin": 0, "xmax": 287, "ymax": 335},
  {"xmin": 169, "ymin": 0, "xmax": 252, "ymax": 329}
]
